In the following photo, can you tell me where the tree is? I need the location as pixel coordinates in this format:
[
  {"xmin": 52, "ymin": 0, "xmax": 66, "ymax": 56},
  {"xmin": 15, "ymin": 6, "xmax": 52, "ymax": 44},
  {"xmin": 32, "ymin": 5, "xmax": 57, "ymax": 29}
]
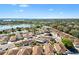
[
  {"xmin": 0, "ymin": 31, "xmax": 2, "ymax": 34},
  {"xmin": 63, "ymin": 27, "xmax": 71, "ymax": 33},
  {"xmin": 11, "ymin": 28, "xmax": 15, "ymax": 32},
  {"xmin": 36, "ymin": 25, "xmax": 41, "ymax": 28},
  {"xmin": 62, "ymin": 37, "xmax": 74, "ymax": 49},
  {"xmin": 57, "ymin": 25, "xmax": 64, "ymax": 31},
  {"xmin": 16, "ymin": 27, "xmax": 22, "ymax": 31},
  {"xmin": 69, "ymin": 29, "xmax": 79, "ymax": 38},
  {"xmin": 2, "ymin": 30, "xmax": 8, "ymax": 34},
  {"xmin": 31, "ymin": 41, "xmax": 37, "ymax": 46}
]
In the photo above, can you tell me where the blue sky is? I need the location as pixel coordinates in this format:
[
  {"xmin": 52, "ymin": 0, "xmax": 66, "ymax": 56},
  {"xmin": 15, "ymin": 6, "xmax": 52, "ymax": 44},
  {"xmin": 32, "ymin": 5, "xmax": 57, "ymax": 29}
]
[{"xmin": 0, "ymin": 4, "xmax": 79, "ymax": 18}]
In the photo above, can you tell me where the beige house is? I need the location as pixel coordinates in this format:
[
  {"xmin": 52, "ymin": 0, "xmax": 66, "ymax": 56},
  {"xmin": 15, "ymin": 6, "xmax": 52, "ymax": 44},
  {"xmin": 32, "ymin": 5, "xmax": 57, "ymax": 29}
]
[
  {"xmin": 54, "ymin": 43, "xmax": 67, "ymax": 54},
  {"xmin": 9, "ymin": 36, "xmax": 16, "ymax": 42},
  {"xmin": 4, "ymin": 47, "xmax": 19, "ymax": 55},
  {"xmin": 73, "ymin": 39, "xmax": 79, "ymax": 51},
  {"xmin": 32, "ymin": 46, "xmax": 43, "ymax": 55},
  {"xmin": 0, "ymin": 51, "xmax": 5, "ymax": 55},
  {"xmin": 22, "ymin": 33, "xmax": 28, "ymax": 38},
  {"xmin": 17, "ymin": 46, "xmax": 32, "ymax": 55},
  {"xmin": 43, "ymin": 43, "xmax": 54, "ymax": 55},
  {"xmin": 74, "ymin": 39, "xmax": 79, "ymax": 45}
]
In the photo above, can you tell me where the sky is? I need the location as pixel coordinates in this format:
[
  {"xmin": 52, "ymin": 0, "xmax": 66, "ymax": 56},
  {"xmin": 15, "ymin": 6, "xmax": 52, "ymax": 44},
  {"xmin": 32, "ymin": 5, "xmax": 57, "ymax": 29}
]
[{"xmin": 0, "ymin": 4, "xmax": 79, "ymax": 18}]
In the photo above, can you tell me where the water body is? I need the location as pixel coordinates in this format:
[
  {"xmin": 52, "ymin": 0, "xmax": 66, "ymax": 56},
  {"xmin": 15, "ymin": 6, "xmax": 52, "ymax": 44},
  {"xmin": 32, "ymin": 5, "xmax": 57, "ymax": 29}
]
[{"xmin": 0, "ymin": 24, "xmax": 32, "ymax": 31}]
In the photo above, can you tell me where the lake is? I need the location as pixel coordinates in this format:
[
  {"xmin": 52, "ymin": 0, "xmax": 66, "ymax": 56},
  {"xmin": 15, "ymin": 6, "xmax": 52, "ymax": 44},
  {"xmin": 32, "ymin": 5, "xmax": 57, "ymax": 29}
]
[{"xmin": 0, "ymin": 24, "xmax": 32, "ymax": 31}]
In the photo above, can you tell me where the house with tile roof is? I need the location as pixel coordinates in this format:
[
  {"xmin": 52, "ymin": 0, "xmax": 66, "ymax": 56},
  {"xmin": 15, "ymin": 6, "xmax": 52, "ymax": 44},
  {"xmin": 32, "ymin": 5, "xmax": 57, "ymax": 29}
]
[{"xmin": 32, "ymin": 46, "xmax": 43, "ymax": 55}]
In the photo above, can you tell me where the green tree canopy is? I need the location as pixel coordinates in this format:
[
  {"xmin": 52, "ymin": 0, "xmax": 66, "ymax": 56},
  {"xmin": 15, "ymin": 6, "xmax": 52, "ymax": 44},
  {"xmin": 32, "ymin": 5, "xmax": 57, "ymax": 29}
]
[{"xmin": 62, "ymin": 37, "xmax": 74, "ymax": 49}]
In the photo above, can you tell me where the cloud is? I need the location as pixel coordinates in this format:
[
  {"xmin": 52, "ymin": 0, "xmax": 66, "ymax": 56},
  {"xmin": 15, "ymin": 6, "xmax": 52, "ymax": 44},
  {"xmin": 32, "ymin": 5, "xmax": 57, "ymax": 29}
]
[
  {"xmin": 11, "ymin": 4, "xmax": 17, "ymax": 6},
  {"xmin": 48, "ymin": 8, "xmax": 54, "ymax": 11},
  {"xmin": 11, "ymin": 4, "xmax": 29, "ymax": 8},
  {"xmin": 19, "ymin": 9, "xmax": 24, "ymax": 12},
  {"xmin": 19, "ymin": 4, "xmax": 29, "ymax": 7}
]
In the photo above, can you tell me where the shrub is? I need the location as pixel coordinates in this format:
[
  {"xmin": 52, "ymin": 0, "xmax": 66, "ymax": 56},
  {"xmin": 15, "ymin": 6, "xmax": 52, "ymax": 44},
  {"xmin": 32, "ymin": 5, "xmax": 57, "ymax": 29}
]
[
  {"xmin": 15, "ymin": 43, "xmax": 23, "ymax": 47},
  {"xmin": 0, "ymin": 31, "xmax": 2, "ymax": 34}
]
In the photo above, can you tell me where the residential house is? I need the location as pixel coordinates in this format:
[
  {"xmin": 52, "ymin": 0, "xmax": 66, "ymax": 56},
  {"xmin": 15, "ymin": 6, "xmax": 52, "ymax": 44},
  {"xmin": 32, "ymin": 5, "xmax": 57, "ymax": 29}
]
[
  {"xmin": 17, "ymin": 46, "xmax": 32, "ymax": 55},
  {"xmin": 4, "ymin": 47, "xmax": 19, "ymax": 55},
  {"xmin": 32, "ymin": 46, "xmax": 43, "ymax": 55},
  {"xmin": 9, "ymin": 35, "xmax": 16, "ymax": 42},
  {"xmin": 43, "ymin": 43, "xmax": 55, "ymax": 55},
  {"xmin": 54, "ymin": 43, "xmax": 67, "ymax": 54}
]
